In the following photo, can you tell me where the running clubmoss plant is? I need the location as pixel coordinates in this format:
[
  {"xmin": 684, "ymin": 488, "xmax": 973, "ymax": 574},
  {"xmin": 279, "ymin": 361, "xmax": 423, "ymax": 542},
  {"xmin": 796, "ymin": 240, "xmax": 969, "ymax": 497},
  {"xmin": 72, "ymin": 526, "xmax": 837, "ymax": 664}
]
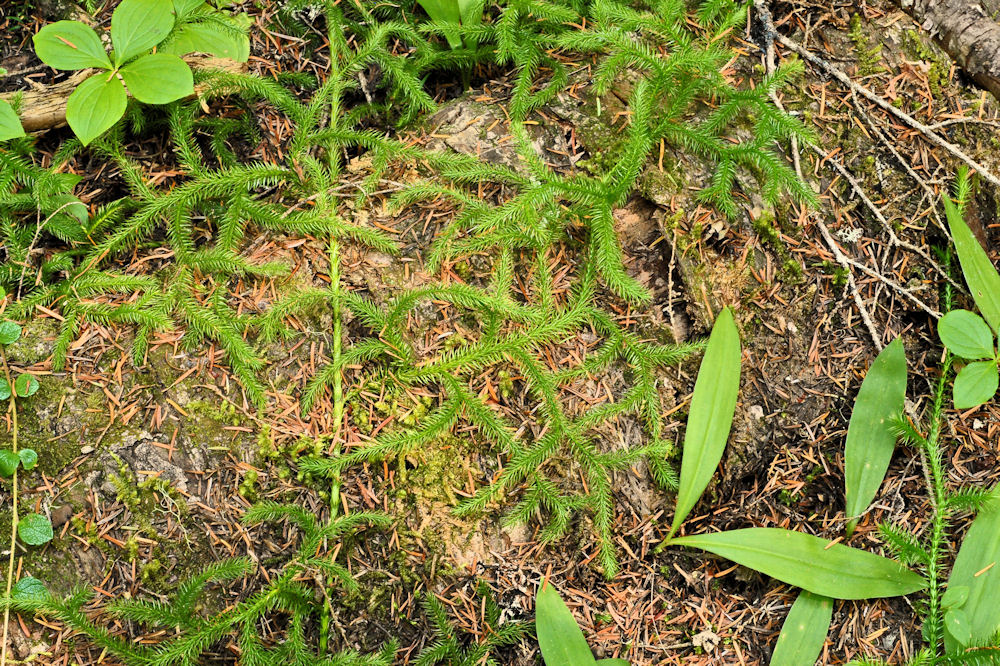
[
  {"xmin": 0, "ymin": 313, "xmax": 50, "ymax": 666},
  {"xmin": 414, "ymin": 580, "xmax": 530, "ymax": 665},
  {"xmin": 1, "ymin": 502, "xmax": 394, "ymax": 665}
]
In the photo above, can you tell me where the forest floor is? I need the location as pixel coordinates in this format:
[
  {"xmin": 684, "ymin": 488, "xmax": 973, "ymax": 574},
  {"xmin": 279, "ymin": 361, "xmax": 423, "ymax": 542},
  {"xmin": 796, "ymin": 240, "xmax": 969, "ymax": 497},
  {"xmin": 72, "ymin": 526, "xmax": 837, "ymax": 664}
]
[{"xmin": 2, "ymin": 0, "xmax": 1000, "ymax": 664}]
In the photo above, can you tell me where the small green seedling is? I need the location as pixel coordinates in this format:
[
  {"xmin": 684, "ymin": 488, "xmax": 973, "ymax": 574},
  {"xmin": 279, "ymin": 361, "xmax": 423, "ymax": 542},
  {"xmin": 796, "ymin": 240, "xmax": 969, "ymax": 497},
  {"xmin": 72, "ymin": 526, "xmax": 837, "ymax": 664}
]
[
  {"xmin": 417, "ymin": 0, "xmax": 483, "ymax": 49},
  {"xmin": 941, "ymin": 169, "xmax": 1000, "ymax": 409},
  {"xmin": 0, "ymin": 101, "xmax": 25, "ymax": 142},
  {"xmin": 535, "ymin": 581, "xmax": 629, "ymax": 666}
]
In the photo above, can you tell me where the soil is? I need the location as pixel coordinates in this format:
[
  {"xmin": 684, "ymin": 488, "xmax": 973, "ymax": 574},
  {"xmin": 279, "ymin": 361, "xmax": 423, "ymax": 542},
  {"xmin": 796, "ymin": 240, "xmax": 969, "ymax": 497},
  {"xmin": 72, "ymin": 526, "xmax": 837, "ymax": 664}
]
[{"xmin": 1, "ymin": 1, "xmax": 1000, "ymax": 664}]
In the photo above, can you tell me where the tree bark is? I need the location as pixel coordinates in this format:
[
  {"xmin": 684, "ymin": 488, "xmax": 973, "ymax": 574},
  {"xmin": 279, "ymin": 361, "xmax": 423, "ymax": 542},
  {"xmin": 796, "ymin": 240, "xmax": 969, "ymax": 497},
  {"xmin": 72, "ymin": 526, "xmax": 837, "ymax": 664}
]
[
  {"xmin": 896, "ymin": 0, "xmax": 1000, "ymax": 99},
  {"xmin": 1, "ymin": 56, "xmax": 246, "ymax": 133}
]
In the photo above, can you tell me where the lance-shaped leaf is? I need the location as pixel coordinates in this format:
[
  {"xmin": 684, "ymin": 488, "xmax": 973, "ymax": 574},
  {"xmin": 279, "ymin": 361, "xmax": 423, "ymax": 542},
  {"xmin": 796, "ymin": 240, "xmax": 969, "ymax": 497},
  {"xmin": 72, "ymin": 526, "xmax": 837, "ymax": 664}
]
[
  {"xmin": 944, "ymin": 496, "xmax": 1000, "ymax": 652},
  {"xmin": 670, "ymin": 306, "xmax": 741, "ymax": 538},
  {"xmin": 844, "ymin": 337, "xmax": 907, "ymax": 536},
  {"xmin": 769, "ymin": 591, "xmax": 833, "ymax": 666},
  {"xmin": 944, "ymin": 196, "xmax": 1000, "ymax": 334},
  {"xmin": 536, "ymin": 581, "xmax": 598, "ymax": 666},
  {"xmin": 670, "ymin": 528, "xmax": 925, "ymax": 599}
]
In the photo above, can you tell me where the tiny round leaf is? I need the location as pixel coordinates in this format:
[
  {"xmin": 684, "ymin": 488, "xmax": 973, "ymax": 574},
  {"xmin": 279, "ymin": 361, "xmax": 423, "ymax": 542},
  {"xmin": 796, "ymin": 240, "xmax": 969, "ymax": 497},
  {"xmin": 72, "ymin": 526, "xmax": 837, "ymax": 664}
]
[
  {"xmin": 19, "ymin": 449, "xmax": 38, "ymax": 471},
  {"xmin": 954, "ymin": 360, "xmax": 1000, "ymax": 410},
  {"xmin": 0, "ymin": 450, "xmax": 19, "ymax": 478},
  {"xmin": 17, "ymin": 513, "xmax": 54, "ymax": 546},
  {"xmin": 33, "ymin": 21, "xmax": 111, "ymax": 70},
  {"xmin": 0, "ymin": 379, "xmax": 10, "ymax": 401},
  {"xmin": 946, "ymin": 608, "xmax": 972, "ymax": 646},
  {"xmin": 11, "ymin": 576, "xmax": 48, "ymax": 601},
  {"xmin": 942, "ymin": 585, "xmax": 970, "ymax": 609},
  {"xmin": 66, "ymin": 72, "xmax": 127, "ymax": 146},
  {"xmin": 14, "ymin": 374, "xmax": 39, "ymax": 398},
  {"xmin": 939, "ymin": 310, "xmax": 996, "ymax": 360},
  {"xmin": 0, "ymin": 320, "xmax": 22, "ymax": 345}
]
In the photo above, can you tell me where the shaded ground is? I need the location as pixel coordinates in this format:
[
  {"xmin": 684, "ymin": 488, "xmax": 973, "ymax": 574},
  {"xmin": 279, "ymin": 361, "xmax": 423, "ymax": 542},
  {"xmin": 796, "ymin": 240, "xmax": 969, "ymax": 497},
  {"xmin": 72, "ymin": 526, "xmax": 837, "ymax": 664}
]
[{"xmin": 1, "ymin": 1, "xmax": 1000, "ymax": 664}]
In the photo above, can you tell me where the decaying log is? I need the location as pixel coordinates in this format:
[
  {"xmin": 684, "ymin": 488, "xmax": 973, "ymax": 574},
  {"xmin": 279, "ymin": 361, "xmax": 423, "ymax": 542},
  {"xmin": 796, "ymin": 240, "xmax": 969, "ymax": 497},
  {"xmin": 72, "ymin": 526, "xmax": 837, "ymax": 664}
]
[
  {"xmin": 0, "ymin": 56, "xmax": 246, "ymax": 133},
  {"xmin": 896, "ymin": 0, "xmax": 1000, "ymax": 100}
]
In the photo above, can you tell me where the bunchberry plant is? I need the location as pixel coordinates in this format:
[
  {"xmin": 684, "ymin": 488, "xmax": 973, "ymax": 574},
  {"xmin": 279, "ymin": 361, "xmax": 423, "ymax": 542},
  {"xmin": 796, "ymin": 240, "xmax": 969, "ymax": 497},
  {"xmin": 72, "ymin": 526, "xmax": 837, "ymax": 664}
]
[{"xmin": 32, "ymin": 0, "xmax": 232, "ymax": 145}]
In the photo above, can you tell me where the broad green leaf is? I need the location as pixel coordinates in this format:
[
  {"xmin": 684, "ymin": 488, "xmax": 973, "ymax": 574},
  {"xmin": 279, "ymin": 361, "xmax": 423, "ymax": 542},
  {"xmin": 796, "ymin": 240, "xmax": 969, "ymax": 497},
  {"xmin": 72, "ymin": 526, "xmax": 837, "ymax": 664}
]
[
  {"xmin": 11, "ymin": 576, "xmax": 48, "ymax": 601},
  {"xmin": 945, "ymin": 196, "xmax": 1000, "ymax": 334},
  {"xmin": 945, "ymin": 608, "xmax": 972, "ymax": 647},
  {"xmin": 66, "ymin": 73, "xmax": 127, "ymax": 146},
  {"xmin": 939, "ymin": 310, "xmax": 996, "ymax": 359},
  {"xmin": 953, "ymin": 360, "xmax": 999, "ymax": 410},
  {"xmin": 0, "ymin": 320, "xmax": 22, "ymax": 345},
  {"xmin": 417, "ymin": 0, "xmax": 463, "ymax": 49},
  {"xmin": 18, "ymin": 449, "xmax": 38, "ymax": 471},
  {"xmin": 769, "ymin": 591, "xmax": 833, "ymax": 666},
  {"xmin": 17, "ymin": 513, "xmax": 54, "ymax": 546},
  {"xmin": 669, "ymin": 528, "xmax": 925, "ymax": 599},
  {"xmin": 945, "ymin": 497, "xmax": 1000, "ymax": 652},
  {"xmin": 0, "ymin": 450, "xmax": 18, "ymax": 478},
  {"xmin": 536, "ymin": 581, "xmax": 598, "ymax": 666},
  {"xmin": 0, "ymin": 379, "xmax": 10, "ymax": 401},
  {"xmin": 111, "ymin": 0, "xmax": 175, "ymax": 65},
  {"xmin": 160, "ymin": 19, "xmax": 250, "ymax": 61},
  {"xmin": 120, "ymin": 53, "xmax": 194, "ymax": 104},
  {"xmin": 173, "ymin": 0, "xmax": 205, "ymax": 18},
  {"xmin": 670, "ymin": 306, "xmax": 741, "ymax": 537},
  {"xmin": 33, "ymin": 21, "xmax": 111, "ymax": 70},
  {"xmin": 942, "ymin": 585, "xmax": 969, "ymax": 609},
  {"xmin": 0, "ymin": 100, "xmax": 24, "ymax": 141},
  {"xmin": 14, "ymin": 373, "xmax": 39, "ymax": 398},
  {"xmin": 844, "ymin": 338, "xmax": 907, "ymax": 536}
]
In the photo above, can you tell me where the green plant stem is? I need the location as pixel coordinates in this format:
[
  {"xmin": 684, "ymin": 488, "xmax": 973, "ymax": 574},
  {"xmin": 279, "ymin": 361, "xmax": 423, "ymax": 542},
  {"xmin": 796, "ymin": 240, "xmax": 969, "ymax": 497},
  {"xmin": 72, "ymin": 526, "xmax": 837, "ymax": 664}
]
[{"xmin": 0, "ymin": 346, "xmax": 19, "ymax": 666}]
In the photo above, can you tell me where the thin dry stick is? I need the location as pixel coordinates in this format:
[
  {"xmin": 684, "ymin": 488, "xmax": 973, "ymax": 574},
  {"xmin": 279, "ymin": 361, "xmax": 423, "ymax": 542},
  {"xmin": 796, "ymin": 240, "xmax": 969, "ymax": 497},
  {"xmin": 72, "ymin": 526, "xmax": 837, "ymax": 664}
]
[
  {"xmin": 814, "ymin": 216, "xmax": 884, "ymax": 349},
  {"xmin": 777, "ymin": 33, "xmax": 1000, "ymax": 191},
  {"xmin": 811, "ymin": 143, "xmax": 960, "ymax": 297}
]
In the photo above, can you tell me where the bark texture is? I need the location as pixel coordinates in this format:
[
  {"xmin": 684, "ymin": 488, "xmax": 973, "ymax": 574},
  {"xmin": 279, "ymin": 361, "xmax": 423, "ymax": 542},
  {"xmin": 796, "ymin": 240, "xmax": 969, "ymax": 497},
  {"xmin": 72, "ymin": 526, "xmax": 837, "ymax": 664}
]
[
  {"xmin": 897, "ymin": 0, "xmax": 1000, "ymax": 99},
  {"xmin": 1, "ymin": 57, "xmax": 246, "ymax": 133}
]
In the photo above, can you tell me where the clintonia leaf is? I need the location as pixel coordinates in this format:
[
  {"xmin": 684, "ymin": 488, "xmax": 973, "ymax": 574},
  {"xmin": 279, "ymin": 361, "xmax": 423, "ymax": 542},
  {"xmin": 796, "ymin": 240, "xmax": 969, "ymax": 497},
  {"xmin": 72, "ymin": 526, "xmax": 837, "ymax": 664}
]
[
  {"xmin": 17, "ymin": 513, "xmax": 54, "ymax": 546},
  {"xmin": 0, "ymin": 100, "xmax": 25, "ymax": 141},
  {"xmin": 66, "ymin": 73, "xmax": 128, "ymax": 146},
  {"xmin": 173, "ymin": 0, "xmax": 205, "ymax": 18},
  {"xmin": 844, "ymin": 338, "xmax": 907, "ymax": 536},
  {"xmin": 769, "ymin": 591, "xmax": 833, "ymax": 666},
  {"xmin": 944, "ymin": 195, "xmax": 1000, "ymax": 334},
  {"xmin": 670, "ymin": 306, "xmax": 741, "ymax": 538},
  {"xmin": 944, "ymin": 495, "xmax": 1000, "ymax": 652},
  {"xmin": 939, "ymin": 310, "xmax": 995, "ymax": 359},
  {"xmin": 953, "ymin": 361, "xmax": 999, "ymax": 410},
  {"xmin": 417, "ymin": 0, "xmax": 463, "ymax": 49},
  {"xmin": 111, "ymin": 0, "xmax": 175, "ymax": 65},
  {"xmin": 669, "ymin": 528, "xmax": 925, "ymax": 599},
  {"xmin": 120, "ymin": 53, "xmax": 194, "ymax": 104},
  {"xmin": 536, "ymin": 581, "xmax": 598, "ymax": 666},
  {"xmin": 33, "ymin": 21, "xmax": 111, "ymax": 70}
]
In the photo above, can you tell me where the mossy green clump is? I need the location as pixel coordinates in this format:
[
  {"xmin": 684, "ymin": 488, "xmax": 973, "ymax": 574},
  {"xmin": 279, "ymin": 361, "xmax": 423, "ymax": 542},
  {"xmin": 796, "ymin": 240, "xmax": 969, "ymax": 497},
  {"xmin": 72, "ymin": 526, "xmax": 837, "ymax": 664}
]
[{"xmin": 848, "ymin": 14, "xmax": 883, "ymax": 77}]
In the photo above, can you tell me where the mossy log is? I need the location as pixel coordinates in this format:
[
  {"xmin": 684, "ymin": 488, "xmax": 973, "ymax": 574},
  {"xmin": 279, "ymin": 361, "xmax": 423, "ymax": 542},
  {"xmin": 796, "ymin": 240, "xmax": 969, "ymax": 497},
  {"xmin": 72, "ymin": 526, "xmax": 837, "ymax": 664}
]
[
  {"xmin": 896, "ymin": 0, "xmax": 1000, "ymax": 99},
  {"xmin": 1, "ymin": 56, "xmax": 246, "ymax": 133}
]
